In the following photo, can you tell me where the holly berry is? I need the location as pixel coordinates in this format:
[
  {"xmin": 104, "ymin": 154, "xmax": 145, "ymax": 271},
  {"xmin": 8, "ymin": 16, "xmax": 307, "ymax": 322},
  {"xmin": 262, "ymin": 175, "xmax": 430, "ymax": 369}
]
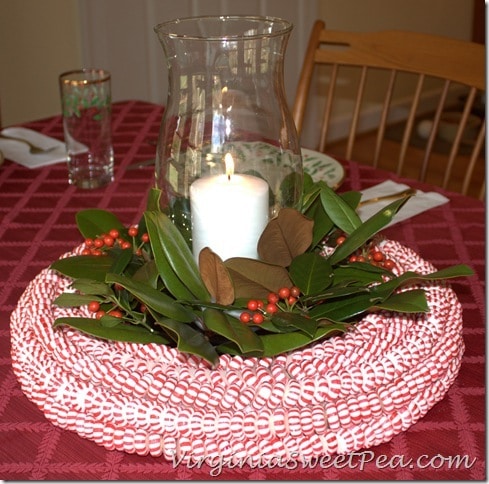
[
  {"xmin": 103, "ymin": 235, "xmax": 115, "ymax": 247},
  {"xmin": 290, "ymin": 286, "xmax": 301, "ymax": 298},
  {"xmin": 141, "ymin": 233, "xmax": 150, "ymax": 243},
  {"xmin": 278, "ymin": 287, "xmax": 291, "ymax": 299},
  {"xmin": 87, "ymin": 301, "xmax": 100, "ymax": 312},
  {"xmin": 93, "ymin": 238, "xmax": 104, "ymax": 248},
  {"xmin": 252, "ymin": 313, "xmax": 264, "ymax": 324},
  {"xmin": 240, "ymin": 312, "xmax": 251, "ymax": 323},
  {"xmin": 383, "ymin": 259, "xmax": 396, "ymax": 270},
  {"xmin": 128, "ymin": 226, "xmax": 138, "ymax": 237},
  {"xmin": 336, "ymin": 235, "xmax": 347, "ymax": 245},
  {"xmin": 95, "ymin": 310, "xmax": 105, "ymax": 319},
  {"xmin": 108, "ymin": 309, "xmax": 123, "ymax": 318},
  {"xmin": 267, "ymin": 292, "xmax": 279, "ymax": 304},
  {"xmin": 109, "ymin": 229, "xmax": 120, "ymax": 239},
  {"xmin": 372, "ymin": 250, "xmax": 384, "ymax": 262},
  {"xmin": 265, "ymin": 303, "xmax": 278, "ymax": 314},
  {"xmin": 247, "ymin": 299, "xmax": 259, "ymax": 311}
]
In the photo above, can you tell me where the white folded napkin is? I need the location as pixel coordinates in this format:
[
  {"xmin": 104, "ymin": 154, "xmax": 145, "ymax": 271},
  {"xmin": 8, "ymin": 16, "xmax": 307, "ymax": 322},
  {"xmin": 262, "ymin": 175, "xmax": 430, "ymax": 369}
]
[
  {"xmin": 0, "ymin": 127, "xmax": 68, "ymax": 169},
  {"xmin": 357, "ymin": 180, "xmax": 449, "ymax": 226}
]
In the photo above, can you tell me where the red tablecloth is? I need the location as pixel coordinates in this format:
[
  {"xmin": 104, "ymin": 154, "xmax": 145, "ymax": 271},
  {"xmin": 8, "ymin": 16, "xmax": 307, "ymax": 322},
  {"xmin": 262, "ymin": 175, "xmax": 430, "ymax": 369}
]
[{"xmin": 0, "ymin": 101, "xmax": 485, "ymax": 480}]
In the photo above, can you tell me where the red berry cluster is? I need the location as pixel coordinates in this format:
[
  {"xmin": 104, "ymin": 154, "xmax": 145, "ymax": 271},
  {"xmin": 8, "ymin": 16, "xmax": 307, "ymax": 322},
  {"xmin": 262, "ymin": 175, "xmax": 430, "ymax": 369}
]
[
  {"xmin": 81, "ymin": 226, "xmax": 149, "ymax": 257},
  {"xmin": 335, "ymin": 234, "xmax": 396, "ymax": 271},
  {"xmin": 239, "ymin": 286, "xmax": 301, "ymax": 324},
  {"xmin": 87, "ymin": 300, "xmax": 123, "ymax": 320}
]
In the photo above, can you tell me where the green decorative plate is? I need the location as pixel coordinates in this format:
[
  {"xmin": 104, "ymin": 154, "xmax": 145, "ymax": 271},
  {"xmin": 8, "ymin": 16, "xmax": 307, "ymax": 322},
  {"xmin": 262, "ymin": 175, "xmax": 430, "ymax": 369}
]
[{"xmin": 302, "ymin": 148, "xmax": 345, "ymax": 189}]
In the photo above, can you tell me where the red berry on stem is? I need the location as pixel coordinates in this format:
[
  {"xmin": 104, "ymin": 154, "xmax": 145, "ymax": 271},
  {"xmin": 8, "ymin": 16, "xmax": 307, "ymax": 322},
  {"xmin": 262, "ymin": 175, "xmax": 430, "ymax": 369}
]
[
  {"xmin": 372, "ymin": 251, "xmax": 384, "ymax": 262},
  {"xmin": 267, "ymin": 292, "xmax": 279, "ymax": 304},
  {"xmin": 109, "ymin": 229, "xmax": 120, "ymax": 239},
  {"xmin": 278, "ymin": 287, "xmax": 290, "ymax": 300},
  {"xmin": 103, "ymin": 235, "xmax": 115, "ymax": 247},
  {"xmin": 265, "ymin": 303, "xmax": 278, "ymax": 314},
  {"xmin": 336, "ymin": 235, "xmax": 347, "ymax": 245},
  {"xmin": 247, "ymin": 300, "xmax": 259, "ymax": 311},
  {"xmin": 88, "ymin": 301, "xmax": 100, "ymax": 313},
  {"xmin": 128, "ymin": 226, "xmax": 138, "ymax": 237},
  {"xmin": 141, "ymin": 233, "xmax": 150, "ymax": 243},
  {"xmin": 252, "ymin": 312, "xmax": 264, "ymax": 324},
  {"xmin": 290, "ymin": 286, "xmax": 301, "ymax": 298},
  {"xmin": 109, "ymin": 309, "xmax": 123, "ymax": 318},
  {"xmin": 240, "ymin": 312, "xmax": 251, "ymax": 323}
]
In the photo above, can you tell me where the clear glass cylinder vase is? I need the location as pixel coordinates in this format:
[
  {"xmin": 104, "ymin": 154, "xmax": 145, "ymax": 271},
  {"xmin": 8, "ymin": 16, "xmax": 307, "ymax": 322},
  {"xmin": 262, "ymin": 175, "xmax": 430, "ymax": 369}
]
[{"xmin": 154, "ymin": 15, "xmax": 303, "ymax": 261}]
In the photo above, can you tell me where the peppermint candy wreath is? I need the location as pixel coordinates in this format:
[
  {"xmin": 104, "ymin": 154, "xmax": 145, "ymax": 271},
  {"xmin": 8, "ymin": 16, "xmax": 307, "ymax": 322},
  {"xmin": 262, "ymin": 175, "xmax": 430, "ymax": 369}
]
[{"xmin": 10, "ymin": 239, "xmax": 464, "ymax": 464}]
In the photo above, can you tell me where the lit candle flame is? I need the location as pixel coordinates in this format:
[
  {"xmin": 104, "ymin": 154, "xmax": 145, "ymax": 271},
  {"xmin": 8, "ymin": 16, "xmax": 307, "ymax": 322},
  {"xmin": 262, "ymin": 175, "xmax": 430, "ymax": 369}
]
[{"xmin": 224, "ymin": 153, "xmax": 234, "ymax": 181}]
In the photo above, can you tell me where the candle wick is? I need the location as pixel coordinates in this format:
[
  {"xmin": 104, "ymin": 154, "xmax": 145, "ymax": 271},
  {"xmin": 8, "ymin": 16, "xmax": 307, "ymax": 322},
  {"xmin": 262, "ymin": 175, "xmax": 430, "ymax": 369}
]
[{"xmin": 227, "ymin": 174, "xmax": 231, "ymax": 181}]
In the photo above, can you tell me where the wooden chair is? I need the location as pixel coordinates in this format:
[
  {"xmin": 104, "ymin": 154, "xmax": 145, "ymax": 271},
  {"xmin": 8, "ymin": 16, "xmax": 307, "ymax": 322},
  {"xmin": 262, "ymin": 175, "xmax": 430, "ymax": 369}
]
[{"xmin": 292, "ymin": 20, "xmax": 486, "ymax": 199}]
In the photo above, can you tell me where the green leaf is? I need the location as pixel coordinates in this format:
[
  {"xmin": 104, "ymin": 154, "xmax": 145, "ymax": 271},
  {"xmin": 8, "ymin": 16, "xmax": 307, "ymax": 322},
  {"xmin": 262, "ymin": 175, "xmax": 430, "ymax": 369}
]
[
  {"xmin": 71, "ymin": 278, "xmax": 114, "ymax": 296},
  {"xmin": 53, "ymin": 293, "xmax": 103, "ymax": 307},
  {"xmin": 109, "ymin": 248, "xmax": 134, "ymax": 275},
  {"xmin": 319, "ymin": 183, "xmax": 362, "ymax": 234},
  {"xmin": 203, "ymin": 308, "xmax": 263, "ymax": 355},
  {"xmin": 145, "ymin": 211, "xmax": 210, "ymax": 301},
  {"xmin": 146, "ymin": 188, "xmax": 162, "ymax": 212},
  {"xmin": 309, "ymin": 290, "xmax": 384, "ymax": 321},
  {"xmin": 289, "ymin": 252, "xmax": 333, "ymax": 295},
  {"xmin": 53, "ymin": 317, "xmax": 169, "ymax": 344},
  {"xmin": 333, "ymin": 262, "xmax": 388, "ymax": 285},
  {"xmin": 132, "ymin": 259, "xmax": 160, "ymax": 288},
  {"xmin": 50, "ymin": 255, "xmax": 115, "ymax": 282},
  {"xmin": 270, "ymin": 311, "xmax": 318, "ymax": 338},
  {"xmin": 260, "ymin": 323, "xmax": 349, "ymax": 357},
  {"xmin": 328, "ymin": 197, "xmax": 410, "ymax": 265},
  {"xmin": 375, "ymin": 290, "xmax": 428, "ymax": 312},
  {"xmin": 105, "ymin": 272, "xmax": 195, "ymax": 322},
  {"xmin": 304, "ymin": 196, "xmax": 334, "ymax": 248},
  {"xmin": 76, "ymin": 209, "xmax": 125, "ymax": 239},
  {"xmin": 153, "ymin": 315, "xmax": 219, "ymax": 365}
]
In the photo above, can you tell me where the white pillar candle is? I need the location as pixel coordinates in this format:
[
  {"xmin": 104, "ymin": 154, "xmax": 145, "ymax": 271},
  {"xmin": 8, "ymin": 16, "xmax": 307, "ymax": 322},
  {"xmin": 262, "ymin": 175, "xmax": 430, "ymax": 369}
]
[{"xmin": 190, "ymin": 154, "xmax": 269, "ymax": 261}]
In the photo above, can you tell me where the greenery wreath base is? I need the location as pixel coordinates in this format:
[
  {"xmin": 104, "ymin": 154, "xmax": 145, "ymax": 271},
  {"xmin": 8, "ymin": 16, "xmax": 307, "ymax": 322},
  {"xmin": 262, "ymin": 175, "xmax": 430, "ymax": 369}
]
[{"xmin": 50, "ymin": 176, "xmax": 472, "ymax": 365}]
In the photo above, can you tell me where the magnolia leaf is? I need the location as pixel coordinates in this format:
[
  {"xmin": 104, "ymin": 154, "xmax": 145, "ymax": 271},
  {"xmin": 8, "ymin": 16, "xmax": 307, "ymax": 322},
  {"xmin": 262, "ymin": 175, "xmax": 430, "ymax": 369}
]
[
  {"xmin": 328, "ymin": 197, "xmax": 411, "ymax": 265},
  {"xmin": 199, "ymin": 248, "xmax": 235, "ymax": 305},
  {"xmin": 304, "ymin": 196, "xmax": 334, "ymax": 248},
  {"xmin": 333, "ymin": 263, "xmax": 388, "ymax": 286},
  {"xmin": 260, "ymin": 323, "xmax": 349, "ymax": 357},
  {"xmin": 375, "ymin": 289, "xmax": 429, "ymax": 313},
  {"xmin": 53, "ymin": 293, "xmax": 103, "ymax": 307},
  {"xmin": 270, "ymin": 311, "xmax": 318, "ymax": 337},
  {"xmin": 50, "ymin": 255, "xmax": 115, "ymax": 282},
  {"xmin": 225, "ymin": 257, "xmax": 292, "ymax": 299},
  {"xmin": 132, "ymin": 259, "xmax": 160, "ymax": 288},
  {"xmin": 289, "ymin": 252, "xmax": 333, "ymax": 295},
  {"xmin": 258, "ymin": 208, "xmax": 314, "ymax": 266},
  {"xmin": 109, "ymin": 248, "xmax": 134, "ymax": 275},
  {"xmin": 76, "ymin": 209, "xmax": 125, "ymax": 239},
  {"xmin": 71, "ymin": 278, "xmax": 114, "ymax": 296},
  {"xmin": 153, "ymin": 315, "xmax": 219, "ymax": 365},
  {"xmin": 146, "ymin": 188, "xmax": 162, "ymax": 212},
  {"xmin": 105, "ymin": 272, "xmax": 195, "ymax": 322},
  {"xmin": 53, "ymin": 317, "xmax": 170, "ymax": 344},
  {"xmin": 319, "ymin": 184, "xmax": 362, "ymax": 234},
  {"xmin": 99, "ymin": 314, "xmax": 125, "ymax": 327},
  {"xmin": 203, "ymin": 308, "xmax": 263, "ymax": 355},
  {"xmin": 145, "ymin": 210, "xmax": 210, "ymax": 301}
]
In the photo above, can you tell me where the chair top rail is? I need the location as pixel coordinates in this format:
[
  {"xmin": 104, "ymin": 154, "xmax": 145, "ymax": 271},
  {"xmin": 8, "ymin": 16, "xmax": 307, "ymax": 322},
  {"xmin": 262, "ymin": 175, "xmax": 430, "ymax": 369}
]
[{"xmin": 314, "ymin": 29, "xmax": 485, "ymax": 90}]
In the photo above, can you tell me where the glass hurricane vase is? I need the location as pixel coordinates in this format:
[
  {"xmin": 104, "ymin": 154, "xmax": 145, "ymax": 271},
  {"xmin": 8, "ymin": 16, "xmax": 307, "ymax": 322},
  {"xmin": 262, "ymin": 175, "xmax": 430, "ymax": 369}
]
[{"xmin": 154, "ymin": 15, "xmax": 303, "ymax": 261}]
